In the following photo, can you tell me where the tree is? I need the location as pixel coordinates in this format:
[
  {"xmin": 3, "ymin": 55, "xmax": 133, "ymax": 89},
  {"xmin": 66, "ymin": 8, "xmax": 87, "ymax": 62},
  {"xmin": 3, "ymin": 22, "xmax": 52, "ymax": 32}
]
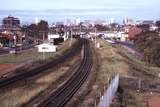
[
  {"xmin": 94, "ymin": 24, "xmax": 110, "ymax": 31},
  {"xmin": 28, "ymin": 24, "xmax": 39, "ymax": 38},
  {"xmin": 21, "ymin": 25, "xmax": 28, "ymax": 33},
  {"xmin": 137, "ymin": 24, "xmax": 150, "ymax": 32},
  {"xmin": 37, "ymin": 20, "xmax": 49, "ymax": 39},
  {"xmin": 155, "ymin": 20, "xmax": 160, "ymax": 27},
  {"xmin": 110, "ymin": 23, "xmax": 120, "ymax": 31},
  {"xmin": 155, "ymin": 21, "xmax": 160, "ymax": 31},
  {"xmin": 134, "ymin": 31, "xmax": 160, "ymax": 66},
  {"xmin": 37, "ymin": 20, "xmax": 48, "ymax": 31}
]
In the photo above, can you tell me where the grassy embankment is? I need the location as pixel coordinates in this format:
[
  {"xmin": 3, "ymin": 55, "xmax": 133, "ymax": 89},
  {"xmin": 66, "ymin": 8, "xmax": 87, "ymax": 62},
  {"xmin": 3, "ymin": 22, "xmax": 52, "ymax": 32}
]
[
  {"xmin": 67, "ymin": 38, "xmax": 130, "ymax": 107},
  {"xmin": 72, "ymin": 38, "xmax": 160, "ymax": 107}
]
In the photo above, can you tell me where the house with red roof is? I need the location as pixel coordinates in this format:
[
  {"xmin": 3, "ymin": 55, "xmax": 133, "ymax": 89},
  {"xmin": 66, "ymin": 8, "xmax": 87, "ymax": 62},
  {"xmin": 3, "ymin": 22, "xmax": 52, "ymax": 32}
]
[{"xmin": 124, "ymin": 26, "xmax": 142, "ymax": 40}]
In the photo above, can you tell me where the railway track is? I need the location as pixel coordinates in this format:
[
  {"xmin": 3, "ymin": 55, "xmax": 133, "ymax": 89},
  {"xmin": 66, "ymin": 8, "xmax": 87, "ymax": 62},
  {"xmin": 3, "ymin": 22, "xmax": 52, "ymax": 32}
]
[
  {"xmin": 38, "ymin": 39, "xmax": 93, "ymax": 107},
  {"xmin": 0, "ymin": 39, "xmax": 83, "ymax": 88}
]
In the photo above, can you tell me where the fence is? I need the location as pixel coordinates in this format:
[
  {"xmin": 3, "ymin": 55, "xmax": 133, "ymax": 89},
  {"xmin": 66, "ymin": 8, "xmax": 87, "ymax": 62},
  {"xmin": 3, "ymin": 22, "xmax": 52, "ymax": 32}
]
[{"xmin": 97, "ymin": 74, "xmax": 119, "ymax": 107}]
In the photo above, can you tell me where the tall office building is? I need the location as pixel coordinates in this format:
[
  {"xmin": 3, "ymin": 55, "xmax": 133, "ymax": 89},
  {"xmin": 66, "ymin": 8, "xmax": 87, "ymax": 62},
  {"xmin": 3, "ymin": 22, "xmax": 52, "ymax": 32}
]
[
  {"xmin": 123, "ymin": 18, "xmax": 135, "ymax": 26},
  {"xmin": 2, "ymin": 16, "xmax": 20, "ymax": 28},
  {"xmin": 75, "ymin": 18, "xmax": 81, "ymax": 25},
  {"xmin": 35, "ymin": 17, "xmax": 39, "ymax": 25},
  {"xmin": 108, "ymin": 18, "xmax": 115, "ymax": 24}
]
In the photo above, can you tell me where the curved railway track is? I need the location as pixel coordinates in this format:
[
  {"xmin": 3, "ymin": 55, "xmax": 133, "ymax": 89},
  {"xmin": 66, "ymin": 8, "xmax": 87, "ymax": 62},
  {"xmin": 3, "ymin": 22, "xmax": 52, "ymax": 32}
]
[
  {"xmin": 38, "ymin": 39, "xmax": 93, "ymax": 107},
  {"xmin": 0, "ymin": 39, "xmax": 83, "ymax": 88}
]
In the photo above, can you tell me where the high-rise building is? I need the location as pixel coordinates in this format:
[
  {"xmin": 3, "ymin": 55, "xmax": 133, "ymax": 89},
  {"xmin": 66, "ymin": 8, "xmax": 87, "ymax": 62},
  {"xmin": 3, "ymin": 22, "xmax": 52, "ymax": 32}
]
[
  {"xmin": 35, "ymin": 17, "xmax": 39, "ymax": 25},
  {"xmin": 108, "ymin": 18, "xmax": 115, "ymax": 24},
  {"xmin": 123, "ymin": 18, "xmax": 135, "ymax": 26},
  {"xmin": 75, "ymin": 18, "xmax": 81, "ymax": 25},
  {"xmin": 2, "ymin": 16, "xmax": 20, "ymax": 28},
  {"xmin": 94, "ymin": 20, "xmax": 107, "ymax": 25},
  {"xmin": 65, "ymin": 19, "xmax": 72, "ymax": 26}
]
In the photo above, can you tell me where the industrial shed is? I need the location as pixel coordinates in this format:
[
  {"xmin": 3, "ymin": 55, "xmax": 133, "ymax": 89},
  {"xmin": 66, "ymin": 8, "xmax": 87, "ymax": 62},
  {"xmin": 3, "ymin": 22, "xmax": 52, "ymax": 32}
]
[{"xmin": 37, "ymin": 43, "xmax": 57, "ymax": 52}]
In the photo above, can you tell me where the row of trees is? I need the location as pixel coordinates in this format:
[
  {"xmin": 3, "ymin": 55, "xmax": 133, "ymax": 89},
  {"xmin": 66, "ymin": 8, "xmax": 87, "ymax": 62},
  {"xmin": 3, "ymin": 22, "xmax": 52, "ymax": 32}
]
[
  {"xmin": 155, "ymin": 21, "xmax": 160, "ymax": 27},
  {"xmin": 94, "ymin": 23, "xmax": 120, "ymax": 31},
  {"xmin": 21, "ymin": 20, "xmax": 49, "ymax": 39},
  {"xmin": 134, "ymin": 31, "xmax": 160, "ymax": 66}
]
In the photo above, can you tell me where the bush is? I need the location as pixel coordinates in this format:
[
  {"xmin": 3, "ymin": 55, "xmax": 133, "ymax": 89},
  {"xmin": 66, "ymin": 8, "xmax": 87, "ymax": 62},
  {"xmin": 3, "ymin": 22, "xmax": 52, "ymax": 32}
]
[{"xmin": 134, "ymin": 31, "xmax": 160, "ymax": 66}]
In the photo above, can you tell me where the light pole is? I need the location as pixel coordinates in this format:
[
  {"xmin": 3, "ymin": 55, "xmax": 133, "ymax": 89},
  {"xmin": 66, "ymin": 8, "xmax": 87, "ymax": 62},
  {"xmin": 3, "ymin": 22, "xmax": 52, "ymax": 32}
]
[{"xmin": 20, "ymin": 34, "xmax": 23, "ymax": 51}]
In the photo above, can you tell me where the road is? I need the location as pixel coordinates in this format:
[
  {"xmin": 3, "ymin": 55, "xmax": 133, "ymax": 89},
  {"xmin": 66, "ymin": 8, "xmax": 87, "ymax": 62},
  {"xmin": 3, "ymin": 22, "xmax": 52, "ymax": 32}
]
[
  {"xmin": 0, "ymin": 44, "xmax": 35, "ymax": 55},
  {"xmin": 0, "ymin": 48, "xmax": 8, "ymax": 55}
]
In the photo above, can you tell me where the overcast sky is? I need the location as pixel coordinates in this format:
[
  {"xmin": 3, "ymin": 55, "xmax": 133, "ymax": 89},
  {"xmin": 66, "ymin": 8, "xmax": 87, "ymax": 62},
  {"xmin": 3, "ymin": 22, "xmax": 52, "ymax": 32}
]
[{"xmin": 1, "ymin": 0, "xmax": 159, "ymax": 10}]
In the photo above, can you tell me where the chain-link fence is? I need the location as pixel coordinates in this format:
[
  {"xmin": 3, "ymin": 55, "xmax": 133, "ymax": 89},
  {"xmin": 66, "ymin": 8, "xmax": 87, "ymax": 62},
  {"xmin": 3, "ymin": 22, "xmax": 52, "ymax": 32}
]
[{"xmin": 97, "ymin": 74, "xmax": 119, "ymax": 107}]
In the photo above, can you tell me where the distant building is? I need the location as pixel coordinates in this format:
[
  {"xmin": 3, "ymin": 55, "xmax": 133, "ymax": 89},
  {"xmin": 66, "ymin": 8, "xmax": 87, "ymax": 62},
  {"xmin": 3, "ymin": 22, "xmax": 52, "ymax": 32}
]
[
  {"xmin": 48, "ymin": 34, "xmax": 60, "ymax": 41},
  {"xmin": 83, "ymin": 20, "xmax": 94, "ymax": 27},
  {"xmin": 35, "ymin": 17, "xmax": 39, "ymax": 25},
  {"xmin": 142, "ymin": 20, "xmax": 154, "ymax": 25},
  {"xmin": 65, "ymin": 19, "xmax": 72, "ymax": 26},
  {"xmin": 136, "ymin": 20, "xmax": 154, "ymax": 26},
  {"xmin": 75, "ymin": 18, "xmax": 81, "ymax": 26},
  {"xmin": 55, "ymin": 22, "xmax": 64, "ymax": 27},
  {"xmin": 123, "ymin": 18, "xmax": 135, "ymax": 26},
  {"xmin": 94, "ymin": 20, "xmax": 107, "ymax": 25},
  {"xmin": 82, "ymin": 21, "xmax": 91, "ymax": 27},
  {"xmin": 0, "ymin": 31, "xmax": 15, "ymax": 47},
  {"xmin": 116, "ymin": 32, "xmax": 129, "ymax": 41},
  {"xmin": 108, "ymin": 18, "xmax": 115, "ymax": 24},
  {"xmin": 150, "ymin": 25, "xmax": 158, "ymax": 31},
  {"xmin": 98, "ymin": 31, "xmax": 128, "ymax": 42},
  {"xmin": 136, "ymin": 20, "xmax": 143, "ymax": 25},
  {"xmin": 2, "ymin": 16, "xmax": 20, "ymax": 28},
  {"xmin": 137, "ymin": 24, "xmax": 150, "ymax": 32}
]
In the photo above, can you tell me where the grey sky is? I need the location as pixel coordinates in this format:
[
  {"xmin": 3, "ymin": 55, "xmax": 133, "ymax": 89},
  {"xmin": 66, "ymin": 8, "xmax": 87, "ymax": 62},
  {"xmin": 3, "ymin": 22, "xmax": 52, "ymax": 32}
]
[{"xmin": 0, "ymin": 0, "xmax": 159, "ymax": 10}]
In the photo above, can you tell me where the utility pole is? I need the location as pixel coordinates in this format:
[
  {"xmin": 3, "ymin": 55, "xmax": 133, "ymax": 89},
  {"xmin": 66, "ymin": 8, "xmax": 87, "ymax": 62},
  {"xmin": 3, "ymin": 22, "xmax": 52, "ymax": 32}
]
[
  {"xmin": 42, "ymin": 31, "xmax": 45, "ymax": 61},
  {"xmin": 69, "ymin": 27, "xmax": 72, "ymax": 46},
  {"xmin": 95, "ymin": 27, "xmax": 97, "ymax": 47},
  {"xmin": 43, "ymin": 31, "xmax": 45, "ymax": 42},
  {"xmin": 80, "ymin": 24, "xmax": 82, "ymax": 37},
  {"xmin": 9, "ymin": 34, "xmax": 11, "ymax": 52},
  {"xmin": 20, "ymin": 34, "xmax": 23, "ymax": 51},
  {"xmin": 138, "ymin": 78, "xmax": 141, "ymax": 92}
]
